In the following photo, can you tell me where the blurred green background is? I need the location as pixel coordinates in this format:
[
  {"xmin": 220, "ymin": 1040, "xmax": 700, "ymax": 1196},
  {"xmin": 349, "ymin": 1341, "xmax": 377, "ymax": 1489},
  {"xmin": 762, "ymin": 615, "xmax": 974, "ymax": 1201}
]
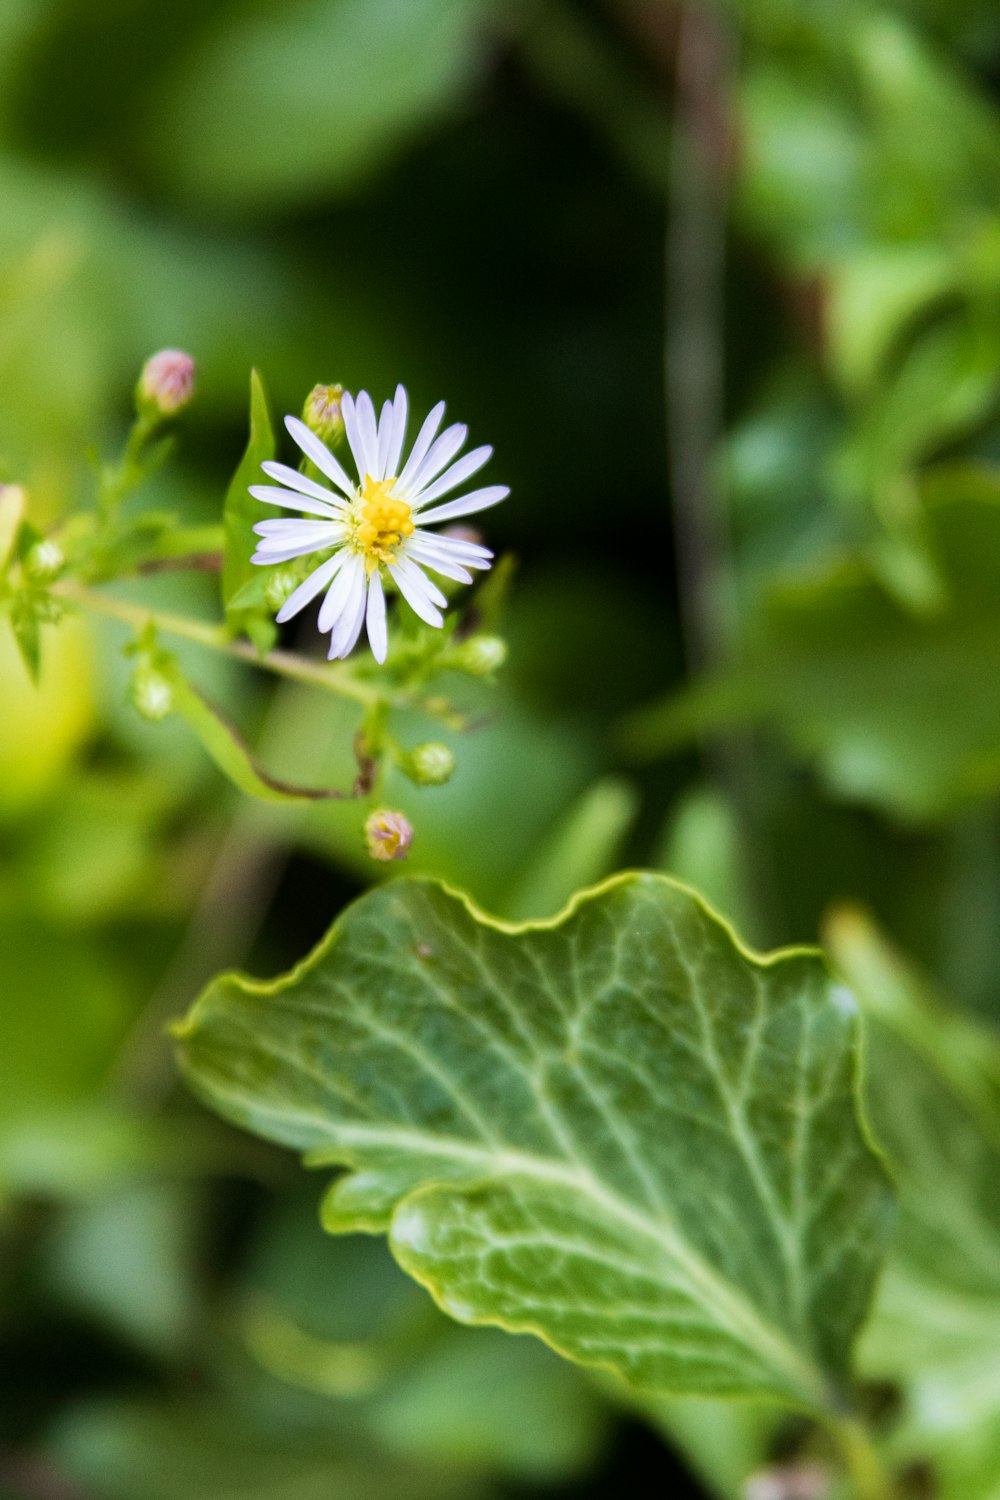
[{"xmin": 5, "ymin": 0, "xmax": 1000, "ymax": 1495}]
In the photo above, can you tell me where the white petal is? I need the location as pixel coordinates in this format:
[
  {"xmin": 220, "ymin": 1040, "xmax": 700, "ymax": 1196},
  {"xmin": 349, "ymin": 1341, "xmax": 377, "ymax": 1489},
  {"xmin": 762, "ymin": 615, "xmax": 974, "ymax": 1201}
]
[
  {"xmin": 376, "ymin": 399, "xmax": 394, "ymax": 479},
  {"xmin": 284, "ymin": 416, "xmax": 356, "ymax": 496},
  {"xmin": 318, "ymin": 553, "xmax": 364, "ymax": 633},
  {"xmin": 411, "ymin": 446, "xmax": 492, "ymax": 508},
  {"xmin": 275, "ymin": 553, "xmax": 345, "ymax": 623},
  {"xmin": 405, "ymin": 542, "xmax": 473, "ymax": 584},
  {"xmin": 253, "ymin": 541, "xmax": 337, "ymax": 565},
  {"xmin": 260, "ymin": 460, "xmax": 350, "ymax": 506},
  {"xmin": 411, "ymin": 528, "xmax": 493, "ymax": 563},
  {"xmin": 328, "ymin": 562, "xmax": 367, "ymax": 658},
  {"xmin": 406, "ymin": 423, "xmax": 467, "ymax": 497},
  {"xmin": 386, "ymin": 564, "xmax": 440, "ymax": 630},
  {"xmin": 249, "ymin": 485, "xmax": 344, "ymax": 520},
  {"xmin": 416, "ymin": 486, "xmax": 509, "ymax": 526},
  {"xmin": 392, "ymin": 555, "xmax": 447, "ymax": 607},
  {"xmin": 354, "ymin": 391, "xmax": 381, "ymax": 477},
  {"xmin": 388, "ymin": 559, "xmax": 445, "ymax": 627},
  {"xmin": 366, "ymin": 571, "xmax": 388, "ymax": 663},
  {"xmin": 340, "ymin": 393, "xmax": 368, "ymax": 480},
  {"xmin": 407, "ymin": 533, "xmax": 488, "ymax": 577},
  {"xmin": 253, "ymin": 518, "xmax": 342, "ymax": 541},
  {"xmin": 386, "ymin": 385, "xmax": 408, "ymax": 478},
  {"xmin": 397, "ymin": 400, "xmax": 445, "ymax": 488}
]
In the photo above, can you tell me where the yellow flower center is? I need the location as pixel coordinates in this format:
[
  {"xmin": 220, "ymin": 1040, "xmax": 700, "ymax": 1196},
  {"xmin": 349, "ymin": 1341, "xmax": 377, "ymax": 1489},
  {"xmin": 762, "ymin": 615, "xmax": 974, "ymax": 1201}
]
[{"xmin": 353, "ymin": 476, "xmax": 413, "ymax": 572}]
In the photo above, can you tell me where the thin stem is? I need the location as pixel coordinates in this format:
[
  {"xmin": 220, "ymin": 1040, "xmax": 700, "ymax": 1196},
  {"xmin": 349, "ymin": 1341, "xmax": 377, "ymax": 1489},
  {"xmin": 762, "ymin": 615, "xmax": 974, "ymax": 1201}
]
[
  {"xmin": 53, "ymin": 580, "xmax": 379, "ymax": 706},
  {"xmin": 828, "ymin": 1415, "xmax": 900, "ymax": 1500}
]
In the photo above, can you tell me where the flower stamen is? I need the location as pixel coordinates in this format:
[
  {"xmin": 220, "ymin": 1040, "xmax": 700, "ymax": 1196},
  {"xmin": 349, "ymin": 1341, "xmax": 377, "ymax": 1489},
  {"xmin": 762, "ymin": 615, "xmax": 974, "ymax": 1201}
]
[{"xmin": 353, "ymin": 476, "xmax": 413, "ymax": 572}]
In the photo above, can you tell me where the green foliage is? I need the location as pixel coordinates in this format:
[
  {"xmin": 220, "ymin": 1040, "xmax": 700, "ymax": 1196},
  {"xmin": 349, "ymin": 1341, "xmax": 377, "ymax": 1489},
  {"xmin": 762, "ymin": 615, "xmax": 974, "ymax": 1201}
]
[
  {"xmin": 828, "ymin": 911, "xmax": 1000, "ymax": 1500},
  {"xmin": 7, "ymin": 0, "xmax": 1000, "ymax": 1494},
  {"xmin": 176, "ymin": 874, "xmax": 891, "ymax": 1414},
  {"xmin": 222, "ymin": 370, "xmax": 278, "ymax": 654}
]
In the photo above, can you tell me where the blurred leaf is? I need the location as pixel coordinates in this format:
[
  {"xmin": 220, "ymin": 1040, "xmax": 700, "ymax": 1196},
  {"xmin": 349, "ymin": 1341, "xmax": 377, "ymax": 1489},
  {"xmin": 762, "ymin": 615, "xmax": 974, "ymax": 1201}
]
[
  {"xmin": 223, "ymin": 369, "xmax": 277, "ymax": 653},
  {"xmin": 824, "ymin": 244, "xmax": 955, "ymax": 397},
  {"xmin": 826, "ymin": 909, "xmax": 1000, "ymax": 1500},
  {"xmin": 176, "ymin": 874, "xmax": 891, "ymax": 1412},
  {"xmin": 371, "ymin": 1326, "xmax": 606, "ymax": 1480},
  {"xmin": 641, "ymin": 1391, "xmax": 784, "ymax": 1500},
  {"xmin": 146, "ymin": 0, "xmax": 494, "ymax": 213},
  {"xmin": 50, "ymin": 1399, "xmax": 487, "ymax": 1500},
  {"xmin": 655, "ymin": 786, "xmax": 756, "ymax": 947},
  {"xmin": 626, "ymin": 483, "xmax": 1000, "ymax": 821},
  {"xmin": 499, "ymin": 775, "xmax": 638, "ymax": 921},
  {"xmin": 240, "ymin": 1193, "xmax": 606, "ymax": 1482},
  {"xmin": 45, "ymin": 1180, "xmax": 201, "ymax": 1358}
]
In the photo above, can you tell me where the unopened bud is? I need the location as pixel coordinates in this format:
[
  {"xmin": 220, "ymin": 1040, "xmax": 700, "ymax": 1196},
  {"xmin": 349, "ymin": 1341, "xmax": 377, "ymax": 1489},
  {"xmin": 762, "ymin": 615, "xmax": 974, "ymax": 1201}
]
[
  {"xmin": 449, "ymin": 634, "xmax": 507, "ymax": 676},
  {"xmin": 130, "ymin": 663, "xmax": 174, "ymax": 722},
  {"xmin": 400, "ymin": 742, "xmax": 455, "ymax": 787},
  {"xmin": 137, "ymin": 349, "xmax": 196, "ymax": 417},
  {"xmin": 302, "ymin": 383, "xmax": 344, "ymax": 445},
  {"xmin": 25, "ymin": 538, "xmax": 64, "ymax": 582},
  {"xmin": 265, "ymin": 567, "xmax": 299, "ymax": 612},
  {"xmin": 365, "ymin": 808, "xmax": 413, "ymax": 863},
  {"xmin": 744, "ymin": 1464, "xmax": 829, "ymax": 1500}
]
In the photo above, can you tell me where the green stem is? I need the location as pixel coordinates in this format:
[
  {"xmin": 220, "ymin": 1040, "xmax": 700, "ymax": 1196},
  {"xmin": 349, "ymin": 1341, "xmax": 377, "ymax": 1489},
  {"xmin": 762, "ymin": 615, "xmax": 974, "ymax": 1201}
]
[
  {"xmin": 53, "ymin": 580, "xmax": 379, "ymax": 706},
  {"xmin": 828, "ymin": 1415, "xmax": 899, "ymax": 1500}
]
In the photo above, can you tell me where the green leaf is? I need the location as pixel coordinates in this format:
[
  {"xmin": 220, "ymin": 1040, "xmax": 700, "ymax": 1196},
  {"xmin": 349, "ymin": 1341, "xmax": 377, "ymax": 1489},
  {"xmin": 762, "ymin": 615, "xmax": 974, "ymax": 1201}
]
[
  {"xmin": 222, "ymin": 369, "xmax": 276, "ymax": 649},
  {"xmin": 175, "ymin": 873, "xmax": 892, "ymax": 1414},
  {"xmin": 825, "ymin": 910, "xmax": 1000, "ymax": 1500},
  {"xmin": 625, "ymin": 481, "xmax": 1000, "ymax": 821},
  {"xmin": 146, "ymin": 0, "xmax": 493, "ymax": 213},
  {"xmin": 164, "ymin": 663, "xmax": 372, "ymax": 805},
  {"xmin": 499, "ymin": 775, "xmax": 638, "ymax": 921}
]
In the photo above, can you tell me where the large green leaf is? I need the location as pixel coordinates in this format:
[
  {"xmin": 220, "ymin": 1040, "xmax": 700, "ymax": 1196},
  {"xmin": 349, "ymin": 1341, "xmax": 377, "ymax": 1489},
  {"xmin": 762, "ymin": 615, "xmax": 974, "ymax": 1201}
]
[
  {"xmin": 175, "ymin": 874, "xmax": 891, "ymax": 1414},
  {"xmin": 826, "ymin": 910, "xmax": 1000, "ymax": 1500}
]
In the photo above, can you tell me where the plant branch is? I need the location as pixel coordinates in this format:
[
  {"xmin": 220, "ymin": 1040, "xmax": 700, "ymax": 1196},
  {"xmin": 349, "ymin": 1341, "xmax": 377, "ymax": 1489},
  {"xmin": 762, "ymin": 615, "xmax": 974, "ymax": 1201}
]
[{"xmin": 53, "ymin": 580, "xmax": 379, "ymax": 705}]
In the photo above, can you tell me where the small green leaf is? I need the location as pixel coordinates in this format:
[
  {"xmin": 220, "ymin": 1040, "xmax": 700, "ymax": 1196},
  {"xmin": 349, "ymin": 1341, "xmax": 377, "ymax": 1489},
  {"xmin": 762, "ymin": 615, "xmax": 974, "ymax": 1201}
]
[
  {"xmin": 164, "ymin": 663, "xmax": 371, "ymax": 805},
  {"xmin": 223, "ymin": 369, "xmax": 276, "ymax": 646},
  {"xmin": 0, "ymin": 481, "xmax": 25, "ymax": 574},
  {"xmin": 176, "ymin": 874, "xmax": 892, "ymax": 1414},
  {"xmin": 9, "ymin": 595, "xmax": 42, "ymax": 682},
  {"xmin": 826, "ymin": 910, "xmax": 1000, "ymax": 1500}
]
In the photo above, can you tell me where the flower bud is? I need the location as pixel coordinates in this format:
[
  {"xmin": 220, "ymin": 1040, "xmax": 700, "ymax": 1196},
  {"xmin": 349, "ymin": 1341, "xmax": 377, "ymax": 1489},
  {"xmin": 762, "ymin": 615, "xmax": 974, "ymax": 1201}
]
[
  {"xmin": 302, "ymin": 383, "xmax": 344, "ymax": 445},
  {"xmin": 400, "ymin": 742, "xmax": 455, "ymax": 787},
  {"xmin": 137, "ymin": 349, "xmax": 196, "ymax": 417},
  {"xmin": 364, "ymin": 808, "xmax": 413, "ymax": 862},
  {"xmin": 25, "ymin": 538, "xmax": 64, "ymax": 582},
  {"xmin": 448, "ymin": 634, "xmax": 507, "ymax": 676},
  {"xmin": 130, "ymin": 662, "xmax": 174, "ymax": 722}
]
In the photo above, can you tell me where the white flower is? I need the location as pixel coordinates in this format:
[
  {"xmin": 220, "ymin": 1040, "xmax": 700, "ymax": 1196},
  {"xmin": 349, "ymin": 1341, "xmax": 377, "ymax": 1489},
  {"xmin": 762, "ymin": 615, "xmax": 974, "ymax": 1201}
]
[{"xmin": 249, "ymin": 385, "xmax": 507, "ymax": 662}]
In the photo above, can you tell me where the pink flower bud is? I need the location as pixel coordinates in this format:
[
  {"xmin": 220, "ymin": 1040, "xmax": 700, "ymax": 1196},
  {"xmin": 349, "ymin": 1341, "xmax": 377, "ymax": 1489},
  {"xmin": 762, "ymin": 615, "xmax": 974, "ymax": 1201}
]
[
  {"xmin": 364, "ymin": 808, "xmax": 413, "ymax": 862},
  {"xmin": 138, "ymin": 349, "xmax": 196, "ymax": 416}
]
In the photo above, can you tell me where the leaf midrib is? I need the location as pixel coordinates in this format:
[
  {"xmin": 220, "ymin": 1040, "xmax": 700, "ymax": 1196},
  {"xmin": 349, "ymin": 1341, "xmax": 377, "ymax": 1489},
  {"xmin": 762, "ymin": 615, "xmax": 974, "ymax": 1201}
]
[{"xmin": 202, "ymin": 1060, "xmax": 833, "ymax": 1411}]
